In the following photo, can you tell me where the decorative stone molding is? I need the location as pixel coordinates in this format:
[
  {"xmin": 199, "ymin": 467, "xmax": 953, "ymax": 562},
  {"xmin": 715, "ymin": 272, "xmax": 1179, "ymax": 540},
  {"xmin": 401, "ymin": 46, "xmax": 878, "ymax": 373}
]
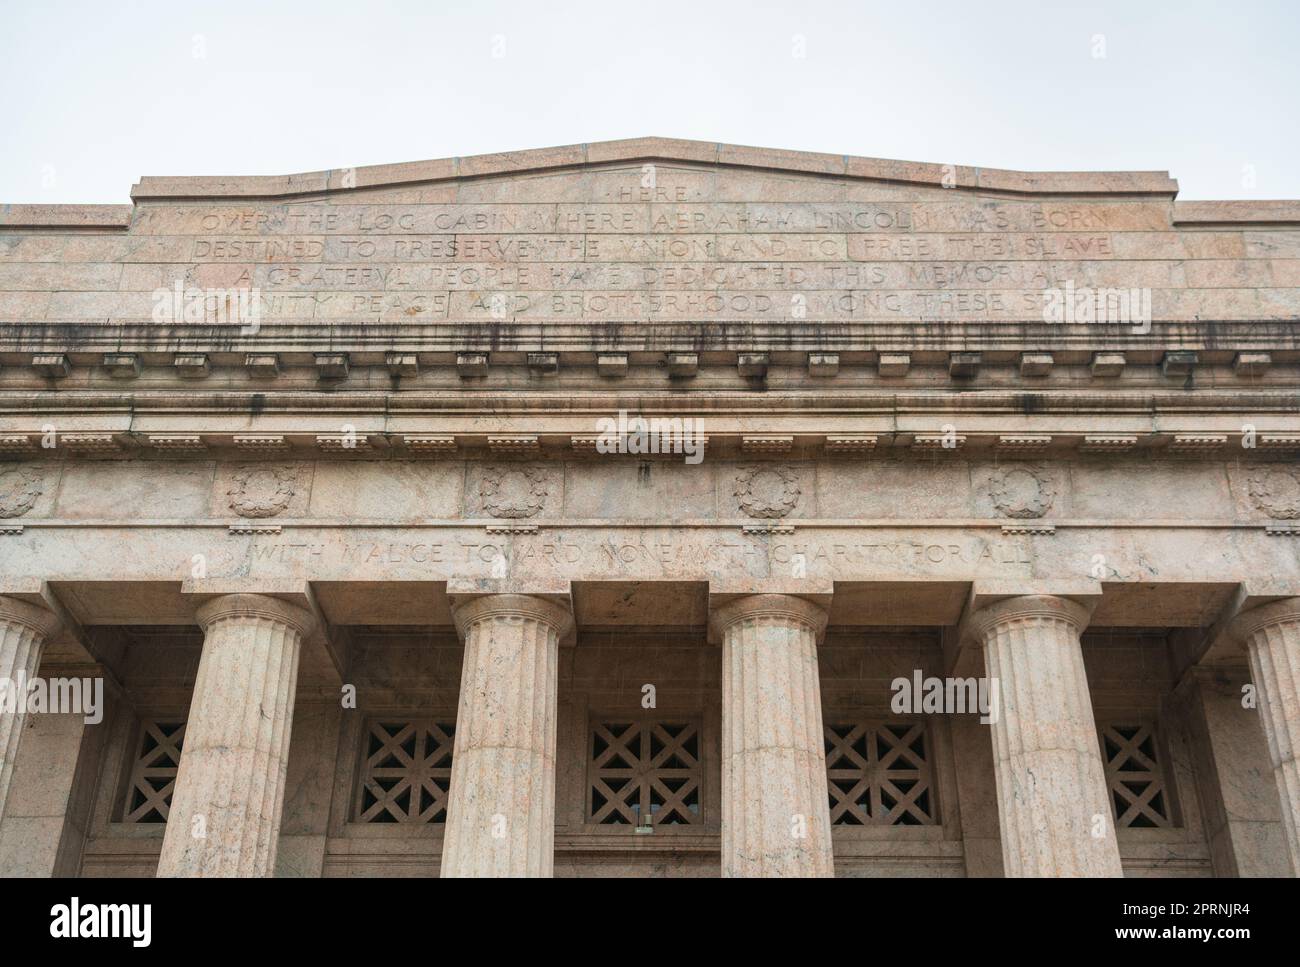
[
  {"xmin": 0, "ymin": 595, "xmax": 62, "ymax": 642},
  {"xmin": 228, "ymin": 522, "xmax": 282, "ymax": 535},
  {"xmin": 824, "ymin": 434, "xmax": 877, "ymax": 453},
  {"xmin": 233, "ymin": 433, "xmax": 289, "ymax": 452},
  {"xmin": 487, "ymin": 434, "xmax": 539, "ymax": 454},
  {"xmin": 315, "ymin": 434, "xmax": 373, "ymax": 453},
  {"xmin": 148, "ymin": 434, "xmax": 206, "ymax": 452},
  {"xmin": 734, "ymin": 465, "xmax": 801, "ymax": 519},
  {"xmin": 227, "ymin": 465, "xmax": 296, "ymax": 518},
  {"xmin": 1259, "ymin": 434, "xmax": 1300, "ymax": 451},
  {"xmin": 479, "ymin": 465, "xmax": 549, "ymax": 519},
  {"xmin": 988, "ymin": 465, "xmax": 1056, "ymax": 519},
  {"xmin": 1080, "ymin": 434, "xmax": 1137, "ymax": 452},
  {"xmin": 709, "ymin": 593, "xmax": 829, "ymax": 642},
  {"xmin": 1001, "ymin": 522, "xmax": 1055, "ymax": 535},
  {"xmin": 484, "ymin": 522, "xmax": 539, "ymax": 534},
  {"xmin": 0, "ymin": 466, "xmax": 43, "ymax": 519},
  {"xmin": 1248, "ymin": 467, "xmax": 1300, "ymax": 519},
  {"xmin": 878, "ymin": 352, "xmax": 910, "ymax": 376},
  {"xmin": 996, "ymin": 434, "xmax": 1052, "ymax": 453},
  {"xmin": 741, "ymin": 435, "xmax": 793, "ymax": 454},
  {"xmin": 1169, "ymin": 433, "xmax": 1227, "ymax": 453},
  {"xmin": 913, "ymin": 433, "xmax": 965, "ymax": 450},
  {"xmin": 404, "ymin": 435, "xmax": 456, "ymax": 454},
  {"xmin": 61, "ymin": 433, "xmax": 120, "ymax": 454},
  {"xmin": 0, "ymin": 435, "xmax": 35, "ymax": 454},
  {"xmin": 194, "ymin": 592, "xmax": 316, "ymax": 637}
]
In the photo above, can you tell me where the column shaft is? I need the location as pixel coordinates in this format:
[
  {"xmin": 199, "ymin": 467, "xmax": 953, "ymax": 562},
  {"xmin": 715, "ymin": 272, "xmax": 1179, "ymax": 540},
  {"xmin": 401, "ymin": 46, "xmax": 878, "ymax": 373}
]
[
  {"xmin": 1233, "ymin": 598, "xmax": 1300, "ymax": 876},
  {"xmin": 715, "ymin": 594, "xmax": 833, "ymax": 878},
  {"xmin": 156, "ymin": 594, "xmax": 314, "ymax": 877},
  {"xmin": 0, "ymin": 597, "xmax": 61, "ymax": 823},
  {"xmin": 440, "ymin": 594, "xmax": 570, "ymax": 878},
  {"xmin": 970, "ymin": 595, "xmax": 1122, "ymax": 877}
]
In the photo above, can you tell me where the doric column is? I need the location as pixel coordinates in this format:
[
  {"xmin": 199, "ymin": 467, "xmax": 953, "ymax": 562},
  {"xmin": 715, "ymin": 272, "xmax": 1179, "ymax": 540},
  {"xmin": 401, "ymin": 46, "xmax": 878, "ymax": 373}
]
[
  {"xmin": 967, "ymin": 594, "xmax": 1122, "ymax": 877},
  {"xmin": 157, "ymin": 593, "xmax": 315, "ymax": 878},
  {"xmin": 1231, "ymin": 597, "xmax": 1300, "ymax": 876},
  {"xmin": 712, "ymin": 594, "xmax": 833, "ymax": 878},
  {"xmin": 0, "ymin": 596, "xmax": 62, "ymax": 823},
  {"xmin": 441, "ymin": 593, "xmax": 571, "ymax": 878}
]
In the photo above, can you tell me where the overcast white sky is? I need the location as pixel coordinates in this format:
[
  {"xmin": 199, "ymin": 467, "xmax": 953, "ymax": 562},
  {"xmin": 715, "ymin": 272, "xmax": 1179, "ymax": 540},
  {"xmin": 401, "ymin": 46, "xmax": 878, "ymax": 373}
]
[{"xmin": 2, "ymin": 0, "xmax": 1297, "ymax": 203}]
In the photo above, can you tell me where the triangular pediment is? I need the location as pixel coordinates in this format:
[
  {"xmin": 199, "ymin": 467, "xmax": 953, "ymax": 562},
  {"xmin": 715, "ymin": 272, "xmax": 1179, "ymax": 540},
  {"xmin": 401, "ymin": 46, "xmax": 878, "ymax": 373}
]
[{"xmin": 130, "ymin": 136, "xmax": 1179, "ymax": 202}]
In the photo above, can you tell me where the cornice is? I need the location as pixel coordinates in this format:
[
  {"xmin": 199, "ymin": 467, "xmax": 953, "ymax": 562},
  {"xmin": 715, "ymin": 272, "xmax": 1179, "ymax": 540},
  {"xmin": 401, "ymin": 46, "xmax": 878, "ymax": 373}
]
[
  {"xmin": 101, "ymin": 137, "xmax": 1182, "ymax": 202},
  {"xmin": 1, "ymin": 388, "xmax": 1296, "ymax": 415},
  {"xmin": 4, "ymin": 320, "xmax": 1300, "ymax": 354}
]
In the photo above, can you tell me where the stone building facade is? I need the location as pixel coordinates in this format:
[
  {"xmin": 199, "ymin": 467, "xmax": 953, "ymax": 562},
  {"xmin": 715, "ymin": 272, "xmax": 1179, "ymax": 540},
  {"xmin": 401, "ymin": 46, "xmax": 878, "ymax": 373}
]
[{"xmin": 0, "ymin": 138, "xmax": 1297, "ymax": 877}]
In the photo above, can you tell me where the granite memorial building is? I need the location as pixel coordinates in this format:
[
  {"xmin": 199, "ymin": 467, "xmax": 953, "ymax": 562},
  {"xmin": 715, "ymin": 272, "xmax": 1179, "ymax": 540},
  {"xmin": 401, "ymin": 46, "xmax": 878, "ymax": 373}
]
[{"xmin": 1, "ymin": 138, "xmax": 1298, "ymax": 878}]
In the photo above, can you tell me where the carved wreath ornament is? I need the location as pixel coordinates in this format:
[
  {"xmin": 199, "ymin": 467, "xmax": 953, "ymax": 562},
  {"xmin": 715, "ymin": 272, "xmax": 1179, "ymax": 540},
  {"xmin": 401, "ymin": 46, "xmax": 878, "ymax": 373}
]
[
  {"xmin": 480, "ymin": 466, "xmax": 549, "ymax": 519},
  {"xmin": 1248, "ymin": 468, "xmax": 1300, "ymax": 520},
  {"xmin": 988, "ymin": 466, "xmax": 1056, "ymax": 520},
  {"xmin": 734, "ymin": 466, "xmax": 801, "ymax": 519},
  {"xmin": 227, "ymin": 466, "xmax": 297, "ymax": 518},
  {"xmin": 0, "ymin": 466, "xmax": 43, "ymax": 518}
]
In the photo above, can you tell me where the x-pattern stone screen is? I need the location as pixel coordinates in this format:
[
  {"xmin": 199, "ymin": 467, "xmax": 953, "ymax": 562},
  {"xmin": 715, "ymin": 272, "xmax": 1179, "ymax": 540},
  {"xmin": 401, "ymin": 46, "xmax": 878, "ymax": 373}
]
[
  {"xmin": 122, "ymin": 720, "xmax": 186, "ymax": 824},
  {"xmin": 355, "ymin": 720, "xmax": 456, "ymax": 824},
  {"xmin": 1098, "ymin": 723, "xmax": 1174, "ymax": 828},
  {"xmin": 588, "ymin": 720, "xmax": 702, "ymax": 826},
  {"xmin": 824, "ymin": 721, "xmax": 937, "ymax": 826}
]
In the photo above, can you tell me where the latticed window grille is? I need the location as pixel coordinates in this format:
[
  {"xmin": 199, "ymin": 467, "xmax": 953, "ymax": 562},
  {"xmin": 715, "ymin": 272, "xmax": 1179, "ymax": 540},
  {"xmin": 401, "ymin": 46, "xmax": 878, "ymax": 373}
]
[
  {"xmin": 355, "ymin": 720, "xmax": 456, "ymax": 824},
  {"xmin": 824, "ymin": 721, "xmax": 937, "ymax": 826},
  {"xmin": 1099, "ymin": 723, "xmax": 1174, "ymax": 828},
  {"xmin": 588, "ymin": 720, "xmax": 702, "ymax": 826},
  {"xmin": 123, "ymin": 720, "xmax": 185, "ymax": 823}
]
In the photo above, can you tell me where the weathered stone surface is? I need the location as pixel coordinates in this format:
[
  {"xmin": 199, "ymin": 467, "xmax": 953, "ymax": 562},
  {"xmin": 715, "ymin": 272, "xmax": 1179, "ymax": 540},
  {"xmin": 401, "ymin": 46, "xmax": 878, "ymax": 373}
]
[{"xmin": 0, "ymin": 139, "xmax": 1297, "ymax": 880}]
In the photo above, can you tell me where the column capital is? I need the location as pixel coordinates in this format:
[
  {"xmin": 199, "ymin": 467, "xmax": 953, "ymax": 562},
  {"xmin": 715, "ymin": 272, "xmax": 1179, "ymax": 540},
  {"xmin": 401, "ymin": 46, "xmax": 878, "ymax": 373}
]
[
  {"xmin": 1228, "ymin": 596, "xmax": 1300, "ymax": 644},
  {"xmin": 450, "ymin": 593, "xmax": 573, "ymax": 641},
  {"xmin": 709, "ymin": 593, "xmax": 829, "ymax": 643},
  {"xmin": 195, "ymin": 593, "xmax": 316, "ymax": 638},
  {"xmin": 964, "ymin": 593, "xmax": 1092, "ymax": 645},
  {"xmin": 0, "ymin": 594, "xmax": 61, "ymax": 639}
]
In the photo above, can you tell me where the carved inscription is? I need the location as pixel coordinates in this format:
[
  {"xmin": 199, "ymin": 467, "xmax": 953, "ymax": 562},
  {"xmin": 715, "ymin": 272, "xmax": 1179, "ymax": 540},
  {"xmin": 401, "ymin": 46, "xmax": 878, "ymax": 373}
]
[
  {"xmin": 40, "ymin": 166, "xmax": 1280, "ymax": 327},
  {"xmin": 244, "ymin": 534, "xmax": 1034, "ymax": 573}
]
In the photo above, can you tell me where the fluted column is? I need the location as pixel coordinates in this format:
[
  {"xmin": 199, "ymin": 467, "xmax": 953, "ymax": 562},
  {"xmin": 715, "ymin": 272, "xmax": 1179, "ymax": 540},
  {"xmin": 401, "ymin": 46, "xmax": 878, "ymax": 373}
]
[
  {"xmin": 713, "ymin": 594, "xmax": 833, "ymax": 877},
  {"xmin": 1231, "ymin": 597, "xmax": 1300, "ymax": 876},
  {"xmin": 0, "ymin": 597, "xmax": 62, "ymax": 823},
  {"xmin": 157, "ymin": 594, "xmax": 315, "ymax": 878},
  {"xmin": 441, "ymin": 594, "xmax": 571, "ymax": 878},
  {"xmin": 967, "ymin": 595, "xmax": 1121, "ymax": 877}
]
